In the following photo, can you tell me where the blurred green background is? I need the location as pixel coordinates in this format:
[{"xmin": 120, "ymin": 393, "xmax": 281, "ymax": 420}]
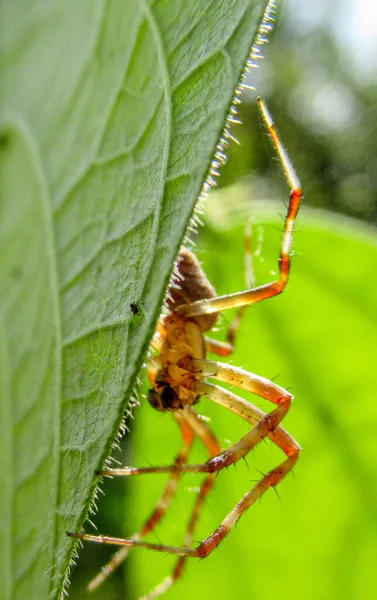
[{"xmin": 69, "ymin": 1, "xmax": 377, "ymax": 599}]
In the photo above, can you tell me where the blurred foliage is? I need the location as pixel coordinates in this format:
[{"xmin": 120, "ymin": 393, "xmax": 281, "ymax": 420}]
[{"xmin": 218, "ymin": 5, "xmax": 377, "ymax": 224}]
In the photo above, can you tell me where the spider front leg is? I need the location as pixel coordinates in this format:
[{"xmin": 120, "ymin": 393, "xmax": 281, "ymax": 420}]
[{"xmin": 177, "ymin": 97, "xmax": 302, "ymax": 319}]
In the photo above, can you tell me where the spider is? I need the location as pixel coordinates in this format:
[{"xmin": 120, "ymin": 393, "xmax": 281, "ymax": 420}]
[{"xmin": 68, "ymin": 97, "xmax": 302, "ymax": 598}]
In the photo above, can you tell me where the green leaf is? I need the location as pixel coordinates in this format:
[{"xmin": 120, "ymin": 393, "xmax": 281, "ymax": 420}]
[{"xmin": 0, "ymin": 1, "xmax": 272, "ymax": 598}]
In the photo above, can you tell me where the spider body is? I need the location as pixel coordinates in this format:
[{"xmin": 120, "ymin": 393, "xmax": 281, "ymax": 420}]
[
  {"xmin": 68, "ymin": 98, "xmax": 303, "ymax": 599},
  {"xmin": 148, "ymin": 248, "xmax": 217, "ymax": 412}
]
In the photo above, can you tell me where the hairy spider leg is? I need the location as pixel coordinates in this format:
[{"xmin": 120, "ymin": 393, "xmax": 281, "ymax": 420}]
[
  {"xmin": 204, "ymin": 219, "xmax": 255, "ymax": 358},
  {"xmin": 225, "ymin": 218, "xmax": 256, "ymax": 346},
  {"xmin": 70, "ymin": 360, "xmax": 300, "ymax": 559},
  {"xmin": 69, "ymin": 409, "xmax": 222, "ymax": 596},
  {"xmin": 177, "ymin": 97, "xmax": 302, "ymax": 318},
  {"xmin": 139, "ymin": 408, "xmax": 221, "ymax": 600},
  {"xmin": 84, "ymin": 417, "xmax": 196, "ymax": 592}
]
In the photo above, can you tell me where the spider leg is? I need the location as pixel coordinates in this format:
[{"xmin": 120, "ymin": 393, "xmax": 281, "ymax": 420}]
[
  {"xmin": 204, "ymin": 220, "xmax": 255, "ymax": 358},
  {"xmin": 98, "ymin": 384, "xmax": 293, "ymax": 478},
  {"xmin": 177, "ymin": 98, "xmax": 302, "ymax": 318},
  {"xmin": 205, "ymin": 304, "xmax": 248, "ymax": 357},
  {"xmin": 171, "ymin": 409, "xmax": 220, "ymax": 580},
  {"xmin": 69, "ymin": 449, "xmax": 298, "ymax": 560},
  {"xmin": 193, "ymin": 379, "xmax": 300, "ymax": 458},
  {"xmin": 225, "ymin": 218, "xmax": 255, "ymax": 348},
  {"xmin": 69, "ymin": 409, "xmax": 222, "ymax": 598},
  {"xmin": 140, "ymin": 408, "xmax": 221, "ymax": 600},
  {"xmin": 70, "ymin": 410, "xmax": 221, "ymax": 595},
  {"xmin": 70, "ymin": 416, "xmax": 196, "ymax": 592},
  {"xmin": 194, "ymin": 358, "xmax": 290, "ymax": 403},
  {"xmin": 191, "ymin": 359, "xmax": 301, "ymax": 455},
  {"xmin": 204, "ymin": 337, "xmax": 234, "ymax": 357},
  {"xmin": 71, "ymin": 368, "xmax": 300, "ymax": 561}
]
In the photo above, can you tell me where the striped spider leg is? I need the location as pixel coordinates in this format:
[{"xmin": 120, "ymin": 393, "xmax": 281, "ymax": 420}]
[
  {"xmin": 68, "ymin": 97, "xmax": 302, "ymax": 597},
  {"xmin": 177, "ymin": 98, "xmax": 302, "ymax": 320},
  {"xmin": 82, "ymin": 408, "xmax": 221, "ymax": 598}
]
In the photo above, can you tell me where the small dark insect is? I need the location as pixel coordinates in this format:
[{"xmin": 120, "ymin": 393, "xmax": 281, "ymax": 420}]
[
  {"xmin": 68, "ymin": 97, "xmax": 302, "ymax": 599},
  {"xmin": 130, "ymin": 302, "xmax": 141, "ymax": 315}
]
